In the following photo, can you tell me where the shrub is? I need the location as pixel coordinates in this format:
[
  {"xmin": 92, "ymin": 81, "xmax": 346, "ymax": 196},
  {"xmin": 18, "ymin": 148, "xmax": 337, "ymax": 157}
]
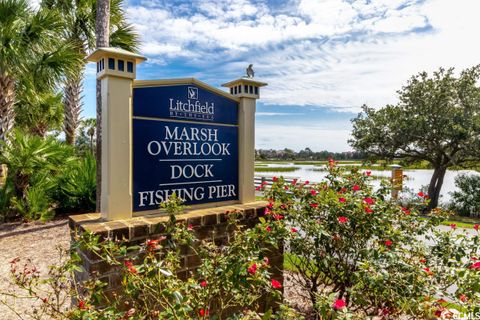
[
  {"xmin": 262, "ymin": 161, "xmax": 480, "ymax": 319},
  {"xmin": 449, "ymin": 173, "xmax": 480, "ymax": 217},
  {"xmin": 0, "ymin": 195, "xmax": 301, "ymax": 319},
  {"xmin": 0, "ymin": 130, "xmax": 74, "ymax": 221},
  {"xmin": 55, "ymin": 152, "xmax": 96, "ymax": 214}
]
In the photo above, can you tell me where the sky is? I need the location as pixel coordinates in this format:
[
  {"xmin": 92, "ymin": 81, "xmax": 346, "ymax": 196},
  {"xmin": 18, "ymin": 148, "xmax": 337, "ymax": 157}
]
[{"xmin": 77, "ymin": 0, "xmax": 480, "ymax": 152}]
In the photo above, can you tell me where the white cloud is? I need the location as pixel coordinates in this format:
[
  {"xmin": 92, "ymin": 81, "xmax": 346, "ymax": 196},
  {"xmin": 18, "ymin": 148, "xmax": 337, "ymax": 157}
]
[{"xmin": 126, "ymin": 0, "xmax": 480, "ymax": 111}]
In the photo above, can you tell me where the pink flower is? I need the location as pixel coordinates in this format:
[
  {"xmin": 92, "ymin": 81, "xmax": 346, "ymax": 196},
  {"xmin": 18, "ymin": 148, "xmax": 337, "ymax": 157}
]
[
  {"xmin": 247, "ymin": 263, "xmax": 257, "ymax": 275},
  {"xmin": 385, "ymin": 240, "xmax": 393, "ymax": 247},
  {"xmin": 469, "ymin": 262, "xmax": 480, "ymax": 270},
  {"xmin": 338, "ymin": 197, "xmax": 346, "ymax": 203},
  {"xmin": 332, "ymin": 299, "xmax": 346, "ymax": 310},
  {"xmin": 304, "ymin": 180, "xmax": 310, "ymax": 185},
  {"xmin": 273, "ymin": 214, "xmax": 284, "ymax": 220},
  {"xmin": 263, "ymin": 257, "xmax": 270, "ymax": 265},
  {"xmin": 292, "ymin": 179, "xmax": 298, "ymax": 185},
  {"xmin": 264, "ymin": 207, "xmax": 271, "ymax": 215},
  {"xmin": 291, "ymin": 227, "xmax": 298, "ymax": 233},
  {"xmin": 310, "ymin": 190, "xmax": 318, "ymax": 196},
  {"xmin": 364, "ymin": 197, "xmax": 374, "ymax": 205},
  {"xmin": 338, "ymin": 216, "xmax": 349, "ymax": 224},
  {"xmin": 365, "ymin": 170, "xmax": 371, "ymax": 176},
  {"xmin": 271, "ymin": 279, "xmax": 282, "ymax": 289},
  {"xmin": 187, "ymin": 224, "xmax": 193, "ymax": 231},
  {"xmin": 450, "ymin": 223, "xmax": 457, "ymax": 230},
  {"xmin": 265, "ymin": 225, "xmax": 271, "ymax": 232},
  {"xmin": 352, "ymin": 185, "xmax": 360, "ymax": 191}
]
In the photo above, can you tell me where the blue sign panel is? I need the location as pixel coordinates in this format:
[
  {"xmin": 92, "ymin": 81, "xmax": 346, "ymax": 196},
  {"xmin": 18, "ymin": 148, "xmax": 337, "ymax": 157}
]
[
  {"xmin": 132, "ymin": 83, "xmax": 239, "ymax": 212},
  {"xmin": 133, "ymin": 84, "xmax": 238, "ymax": 125}
]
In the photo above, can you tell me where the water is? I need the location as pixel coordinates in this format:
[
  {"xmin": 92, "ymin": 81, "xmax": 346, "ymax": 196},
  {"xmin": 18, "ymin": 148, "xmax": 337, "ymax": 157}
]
[{"xmin": 255, "ymin": 163, "xmax": 479, "ymax": 205}]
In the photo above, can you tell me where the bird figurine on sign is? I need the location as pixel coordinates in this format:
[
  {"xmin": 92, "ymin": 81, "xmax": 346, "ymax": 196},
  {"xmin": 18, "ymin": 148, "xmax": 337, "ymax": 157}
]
[{"xmin": 246, "ymin": 64, "xmax": 254, "ymax": 78}]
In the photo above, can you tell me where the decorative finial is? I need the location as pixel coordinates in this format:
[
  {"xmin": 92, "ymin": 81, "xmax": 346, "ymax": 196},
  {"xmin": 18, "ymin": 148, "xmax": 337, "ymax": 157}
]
[{"xmin": 246, "ymin": 64, "xmax": 254, "ymax": 78}]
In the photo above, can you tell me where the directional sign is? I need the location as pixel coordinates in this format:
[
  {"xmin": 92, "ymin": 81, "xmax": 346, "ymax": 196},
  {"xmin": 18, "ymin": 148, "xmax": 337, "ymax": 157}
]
[{"xmin": 132, "ymin": 83, "xmax": 239, "ymax": 212}]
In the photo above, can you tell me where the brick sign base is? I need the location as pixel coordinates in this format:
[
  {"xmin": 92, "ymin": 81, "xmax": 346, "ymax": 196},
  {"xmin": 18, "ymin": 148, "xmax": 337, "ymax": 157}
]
[{"xmin": 69, "ymin": 202, "xmax": 283, "ymax": 313}]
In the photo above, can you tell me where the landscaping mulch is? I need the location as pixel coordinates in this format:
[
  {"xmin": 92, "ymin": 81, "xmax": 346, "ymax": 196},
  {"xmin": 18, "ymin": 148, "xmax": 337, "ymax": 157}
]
[{"xmin": 0, "ymin": 218, "xmax": 70, "ymax": 320}]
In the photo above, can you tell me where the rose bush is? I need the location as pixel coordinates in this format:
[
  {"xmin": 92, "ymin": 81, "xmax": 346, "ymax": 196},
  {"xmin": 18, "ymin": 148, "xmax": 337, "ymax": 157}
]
[
  {"xmin": 261, "ymin": 159, "xmax": 480, "ymax": 319},
  {"xmin": 0, "ymin": 195, "xmax": 300, "ymax": 319}
]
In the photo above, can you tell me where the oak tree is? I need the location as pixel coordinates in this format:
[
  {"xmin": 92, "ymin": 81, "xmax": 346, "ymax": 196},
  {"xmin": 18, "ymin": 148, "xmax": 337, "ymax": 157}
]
[{"xmin": 350, "ymin": 66, "xmax": 480, "ymax": 210}]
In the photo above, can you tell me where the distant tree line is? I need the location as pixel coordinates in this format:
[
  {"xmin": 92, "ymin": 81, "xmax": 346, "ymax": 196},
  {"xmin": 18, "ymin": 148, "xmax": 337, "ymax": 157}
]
[{"xmin": 255, "ymin": 148, "xmax": 365, "ymax": 161}]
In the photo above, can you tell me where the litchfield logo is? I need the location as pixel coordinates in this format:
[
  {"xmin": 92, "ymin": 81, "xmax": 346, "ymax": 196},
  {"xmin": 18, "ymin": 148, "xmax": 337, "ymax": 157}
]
[
  {"xmin": 187, "ymin": 87, "xmax": 198, "ymax": 99},
  {"xmin": 169, "ymin": 86, "xmax": 214, "ymax": 121}
]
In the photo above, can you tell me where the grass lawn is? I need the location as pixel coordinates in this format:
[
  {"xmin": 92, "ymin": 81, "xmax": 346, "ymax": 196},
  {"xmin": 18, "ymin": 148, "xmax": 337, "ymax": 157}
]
[{"xmin": 440, "ymin": 215, "xmax": 479, "ymax": 229}]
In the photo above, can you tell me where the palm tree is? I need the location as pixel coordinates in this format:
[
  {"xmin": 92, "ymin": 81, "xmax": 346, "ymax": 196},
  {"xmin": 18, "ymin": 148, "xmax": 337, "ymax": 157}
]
[
  {"xmin": 42, "ymin": 0, "xmax": 139, "ymax": 145},
  {"xmin": 0, "ymin": 0, "xmax": 80, "ymax": 144}
]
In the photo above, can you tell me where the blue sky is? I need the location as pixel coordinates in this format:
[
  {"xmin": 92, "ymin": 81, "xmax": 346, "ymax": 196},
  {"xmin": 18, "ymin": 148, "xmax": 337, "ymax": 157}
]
[{"xmin": 79, "ymin": 0, "xmax": 480, "ymax": 152}]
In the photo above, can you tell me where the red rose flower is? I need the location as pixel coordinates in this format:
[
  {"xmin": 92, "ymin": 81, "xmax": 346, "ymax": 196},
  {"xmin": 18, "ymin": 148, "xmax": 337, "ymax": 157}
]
[
  {"xmin": 459, "ymin": 294, "xmax": 468, "ymax": 302},
  {"xmin": 474, "ymin": 224, "xmax": 479, "ymax": 232},
  {"xmin": 304, "ymin": 180, "xmax": 310, "ymax": 185},
  {"xmin": 420, "ymin": 259, "xmax": 427, "ymax": 264},
  {"xmin": 247, "ymin": 263, "xmax": 257, "ymax": 275},
  {"xmin": 265, "ymin": 225, "xmax": 271, "ymax": 232},
  {"xmin": 124, "ymin": 260, "xmax": 138, "ymax": 274},
  {"xmin": 385, "ymin": 240, "xmax": 392, "ymax": 247},
  {"xmin": 364, "ymin": 197, "xmax": 374, "ymax": 205},
  {"xmin": 332, "ymin": 299, "xmax": 346, "ymax": 310},
  {"xmin": 469, "ymin": 262, "xmax": 480, "ymax": 270},
  {"xmin": 273, "ymin": 214, "xmax": 284, "ymax": 220},
  {"xmin": 338, "ymin": 197, "xmax": 346, "ymax": 203},
  {"xmin": 423, "ymin": 267, "xmax": 433, "ymax": 276},
  {"xmin": 271, "ymin": 279, "xmax": 282, "ymax": 289},
  {"xmin": 352, "ymin": 185, "xmax": 360, "ymax": 191},
  {"xmin": 338, "ymin": 216, "xmax": 349, "ymax": 224},
  {"xmin": 291, "ymin": 227, "xmax": 298, "ymax": 233},
  {"xmin": 264, "ymin": 207, "xmax": 271, "ymax": 215},
  {"xmin": 401, "ymin": 207, "xmax": 411, "ymax": 215},
  {"xmin": 310, "ymin": 189, "xmax": 318, "ymax": 196},
  {"xmin": 292, "ymin": 178, "xmax": 298, "ymax": 185},
  {"xmin": 364, "ymin": 206, "xmax": 373, "ymax": 214},
  {"xmin": 450, "ymin": 223, "xmax": 457, "ymax": 230},
  {"xmin": 365, "ymin": 170, "xmax": 371, "ymax": 176},
  {"xmin": 310, "ymin": 203, "xmax": 318, "ymax": 208},
  {"xmin": 272, "ymin": 176, "xmax": 278, "ymax": 182},
  {"xmin": 200, "ymin": 280, "xmax": 207, "ymax": 287},
  {"xmin": 199, "ymin": 308, "xmax": 209, "ymax": 317},
  {"xmin": 78, "ymin": 300, "xmax": 87, "ymax": 310},
  {"xmin": 146, "ymin": 239, "xmax": 160, "ymax": 251}
]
